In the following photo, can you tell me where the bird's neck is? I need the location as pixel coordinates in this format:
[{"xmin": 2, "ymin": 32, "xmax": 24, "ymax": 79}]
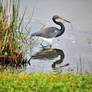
[{"xmin": 52, "ymin": 18, "xmax": 65, "ymax": 33}]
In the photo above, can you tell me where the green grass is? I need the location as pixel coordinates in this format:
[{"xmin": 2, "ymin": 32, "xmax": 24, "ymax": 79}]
[{"xmin": 0, "ymin": 71, "xmax": 92, "ymax": 92}]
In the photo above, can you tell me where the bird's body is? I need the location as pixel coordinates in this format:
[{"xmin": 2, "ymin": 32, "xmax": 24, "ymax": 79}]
[
  {"xmin": 31, "ymin": 27, "xmax": 63, "ymax": 38},
  {"xmin": 31, "ymin": 15, "xmax": 70, "ymax": 48}
]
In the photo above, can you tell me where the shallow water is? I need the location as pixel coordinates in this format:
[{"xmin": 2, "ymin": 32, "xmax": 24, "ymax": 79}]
[{"xmin": 20, "ymin": 0, "xmax": 92, "ymax": 74}]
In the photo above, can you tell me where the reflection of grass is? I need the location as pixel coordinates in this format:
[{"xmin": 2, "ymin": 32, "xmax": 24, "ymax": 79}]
[
  {"xmin": 0, "ymin": 0, "xmax": 30, "ymax": 67},
  {"xmin": 77, "ymin": 57, "xmax": 84, "ymax": 74},
  {"xmin": 0, "ymin": 71, "xmax": 92, "ymax": 92},
  {"xmin": 80, "ymin": 57, "xmax": 83, "ymax": 74}
]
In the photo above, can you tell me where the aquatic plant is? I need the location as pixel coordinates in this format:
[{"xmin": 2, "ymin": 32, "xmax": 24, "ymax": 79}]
[
  {"xmin": 0, "ymin": 71, "xmax": 92, "ymax": 92},
  {"xmin": 87, "ymin": 37, "xmax": 91, "ymax": 44},
  {"xmin": 0, "ymin": 0, "xmax": 30, "ymax": 67}
]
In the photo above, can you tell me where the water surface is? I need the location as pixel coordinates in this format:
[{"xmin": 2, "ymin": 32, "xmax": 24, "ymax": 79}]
[{"xmin": 20, "ymin": 0, "xmax": 92, "ymax": 74}]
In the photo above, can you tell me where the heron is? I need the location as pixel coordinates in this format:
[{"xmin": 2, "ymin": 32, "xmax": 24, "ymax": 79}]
[{"xmin": 31, "ymin": 15, "xmax": 71, "ymax": 48}]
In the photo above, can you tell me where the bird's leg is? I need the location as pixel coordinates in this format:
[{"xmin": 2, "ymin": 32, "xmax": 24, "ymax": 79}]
[
  {"xmin": 40, "ymin": 40, "xmax": 44, "ymax": 47},
  {"xmin": 44, "ymin": 40, "xmax": 52, "ymax": 48},
  {"xmin": 49, "ymin": 39, "xmax": 52, "ymax": 48},
  {"xmin": 40, "ymin": 40, "xmax": 48, "ymax": 49},
  {"xmin": 49, "ymin": 44, "xmax": 52, "ymax": 48}
]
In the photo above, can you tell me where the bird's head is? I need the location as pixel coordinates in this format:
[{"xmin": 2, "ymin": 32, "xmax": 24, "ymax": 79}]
[{"xmin": 53, "ymin": 15, "xmax": 71, "ymax": 23}]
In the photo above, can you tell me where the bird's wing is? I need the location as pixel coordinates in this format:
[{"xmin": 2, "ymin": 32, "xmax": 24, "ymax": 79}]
[{"xmin": 39, "ymin": 27, "xmax": 60, "ymax": 38}]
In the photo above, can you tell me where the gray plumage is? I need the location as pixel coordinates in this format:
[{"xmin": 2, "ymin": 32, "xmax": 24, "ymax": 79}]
[{"xmin": 31, "ymin": 27, "xmax": 62, "ymax": 38}]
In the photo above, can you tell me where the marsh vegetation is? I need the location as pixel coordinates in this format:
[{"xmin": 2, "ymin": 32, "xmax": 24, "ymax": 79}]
[{"xmin": 0, "ymin": 0, "xmax": 31, "ymax": 67}]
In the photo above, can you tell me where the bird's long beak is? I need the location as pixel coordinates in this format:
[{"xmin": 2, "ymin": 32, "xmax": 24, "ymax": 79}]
[{"xmin": 58, "ymin": 17, "xmax": 71, "ymax": 23}]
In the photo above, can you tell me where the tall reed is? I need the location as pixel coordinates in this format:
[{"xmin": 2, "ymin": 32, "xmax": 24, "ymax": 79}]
[{"xmin": 0, "ymin": 0, "xmax": 30, "ymax": 67}]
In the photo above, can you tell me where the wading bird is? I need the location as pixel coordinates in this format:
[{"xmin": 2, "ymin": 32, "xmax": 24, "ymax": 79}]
[{"xmin": 31, "ymin": 15, "xmax": 71, "ymax": 48}]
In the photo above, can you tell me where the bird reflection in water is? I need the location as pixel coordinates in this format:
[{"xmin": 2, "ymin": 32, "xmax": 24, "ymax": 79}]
[{"xmin": 31, "ymin": 48, "xmax": 69, "ymax": 70}]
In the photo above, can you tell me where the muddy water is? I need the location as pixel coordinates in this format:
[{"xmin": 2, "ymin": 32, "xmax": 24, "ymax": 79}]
[{"xmin": 20, "ymin": 0, "xmax": 92, "ymax": 74}]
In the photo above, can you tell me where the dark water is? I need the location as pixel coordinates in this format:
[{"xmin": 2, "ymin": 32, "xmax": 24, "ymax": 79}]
[{"xmin": 20, "ymin": 0, "xmax": 92, "ymax": 74}]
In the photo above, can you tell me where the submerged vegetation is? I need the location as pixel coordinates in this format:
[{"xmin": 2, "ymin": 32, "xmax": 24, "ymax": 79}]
[
  {"xmin": 0, "ymin": 71, "xmax": 92, "ymax": 92},
  {"xmin": 0, "ymin": 0, "xmax": 30, "ymax": 67}
]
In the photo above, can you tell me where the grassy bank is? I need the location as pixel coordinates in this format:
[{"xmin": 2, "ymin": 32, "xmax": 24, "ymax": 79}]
[{"xmin": 0, "ymin": 71, "xmax": 92, "ymax": 92}]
